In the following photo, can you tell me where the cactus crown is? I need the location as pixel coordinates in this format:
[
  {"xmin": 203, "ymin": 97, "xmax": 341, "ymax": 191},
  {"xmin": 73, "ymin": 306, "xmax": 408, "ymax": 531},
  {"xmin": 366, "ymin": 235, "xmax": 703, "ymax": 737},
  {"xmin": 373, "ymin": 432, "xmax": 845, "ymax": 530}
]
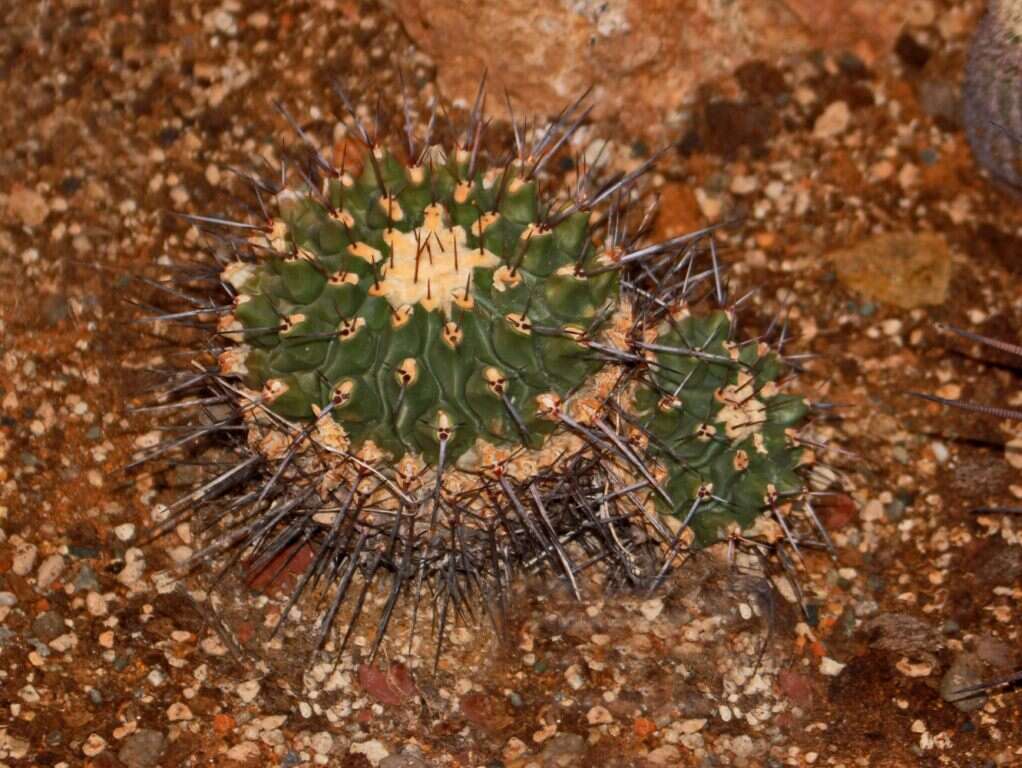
[{"xmin": 227, "ymin": 144, "xmax": 614, "ymax": 467}]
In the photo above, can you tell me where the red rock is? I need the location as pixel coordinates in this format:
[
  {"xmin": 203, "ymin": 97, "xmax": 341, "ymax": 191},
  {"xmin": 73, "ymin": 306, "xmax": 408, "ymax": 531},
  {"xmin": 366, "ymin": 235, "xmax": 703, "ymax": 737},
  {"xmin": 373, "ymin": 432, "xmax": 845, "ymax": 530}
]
[
  {"xmin": 821, "ymin": 149, "xmax": 864, "ymax": 191},
  {"xmin": 781, "ymin": 0, "xmax": 907, "ymax": 56},
  {"xmin": 212, "ymin": 713, "xmax": 235, "ymax": 735},
  {"xmin": 652, "ymin": 184, "xmax": 703, "ymax": 242},
  {"xmin": 460, "ymin": 692, "xmax": 514, "ymax": 732},
  {"xmin": 244, "ymin": 542, "xmax": 316, "ymax": 594},
  {"xmin": 830, "ymin": 233, "xmax": 952, "ymax": 310},
  {"xmin": 774, "ymin": 711, "xmax": 799, "ymax": 730},
  {"xmin": 235, "ymin": 621, "xmax": 256, "ymax": 646},
  {"xmin": 357, "ymin": 662, "xmax": 418, "ymax": 706},
  {"xmin": 837, "ymin": 547, "xmax": 864, "ymax": 568},
  {"xmin": 777, "ymin": 669, "xmax": 815, "ymax": 708},
  {"xmin": 331, "ymin": 137, "xmax": 366, "ymax": 178},
  {"xmin": 6, "ymin": 573, "xmax": 34, "ymax": 603},
  {"xmin": 393, "ymin": 0, "xmax": 910, "ymax": 137},
  {"xmin": 817, "ymin": 493, "xmax": 857, "ymax": 530},
  {"xmin": 633, "ymin": 717, "xmax": 657, "ymax": 738}
]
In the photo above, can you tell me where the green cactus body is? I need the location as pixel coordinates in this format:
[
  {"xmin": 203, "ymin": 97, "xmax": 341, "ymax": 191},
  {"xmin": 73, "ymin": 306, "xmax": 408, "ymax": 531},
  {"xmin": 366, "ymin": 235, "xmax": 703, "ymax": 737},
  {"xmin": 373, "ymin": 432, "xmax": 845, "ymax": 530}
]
[
  {"xmin": 215, "ymin": 144, "xmax": 813, "ymax": 551},
  {"xmin": 631, "ymin": 309, "xmax": 811, "ymax": 545},
  {"xmin": 223, "ymin": 147, "xmax": 615, "ymax": 467}
]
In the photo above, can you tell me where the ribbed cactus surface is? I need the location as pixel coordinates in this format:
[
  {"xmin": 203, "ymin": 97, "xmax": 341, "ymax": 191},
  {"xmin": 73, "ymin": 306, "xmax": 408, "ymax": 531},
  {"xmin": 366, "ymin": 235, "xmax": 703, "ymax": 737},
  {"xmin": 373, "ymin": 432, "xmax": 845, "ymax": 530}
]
[
  {"xmin": 964, "ymin": 0, "xmax": 1022, "ymax": 189},
  {"xmin": 225, "ymin": 147, "xmax": 614, "ymax": 466},
  {"xmin": 632, "ymin": 309, "xmax": 810, "ymax": 544}
]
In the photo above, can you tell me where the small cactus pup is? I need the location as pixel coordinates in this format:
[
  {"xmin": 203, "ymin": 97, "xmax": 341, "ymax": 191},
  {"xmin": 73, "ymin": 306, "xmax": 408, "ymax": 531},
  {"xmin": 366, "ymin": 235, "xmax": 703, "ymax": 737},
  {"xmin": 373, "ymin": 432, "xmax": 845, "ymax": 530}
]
[
  {"xmin": 140, "ymin": 85, "xmax": 827, "ymax": 664},
  {"xmin": 629, "ymin": 307, "xmax": 813, "ymax": 547},
  {"xmin": 964, "ymin": 0, "xmax": 1022, "ymax": 190},
  {"xmin": 228, "ymin": 143, "xmax": 614, "ymax": 470}
]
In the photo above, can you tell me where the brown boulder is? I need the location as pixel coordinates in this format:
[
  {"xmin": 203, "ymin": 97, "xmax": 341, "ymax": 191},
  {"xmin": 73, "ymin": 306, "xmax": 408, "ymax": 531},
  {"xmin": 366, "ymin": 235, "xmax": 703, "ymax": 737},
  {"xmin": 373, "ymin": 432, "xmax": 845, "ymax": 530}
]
[{"xmin": 390, "ymin": 0, "xmax": 910, "ymax": 136}]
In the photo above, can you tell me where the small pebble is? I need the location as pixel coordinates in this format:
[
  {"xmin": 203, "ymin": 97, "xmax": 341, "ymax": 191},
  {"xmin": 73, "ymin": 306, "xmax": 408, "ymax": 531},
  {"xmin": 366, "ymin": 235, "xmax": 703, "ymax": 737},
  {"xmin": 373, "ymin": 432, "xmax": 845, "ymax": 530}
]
[
  {"xmin": 117, "ymin": 548, "xmax": 146, "ymax": 587},
  {"xmin": 167, "ymin": 702, "xmax": 193, "ymax": 721},
  {"xmin": 237, "ymin": 679, "xmax": 261, "ymax": 703},
  {"xmin": 730, "ymin": 174, "xmax": 758, "ymax": 195},
  {"xmin": 36, "ymin": 554, "xmax": 65, "ymax": 590},
  {"xmin": 32, "ymin": 610, "xmax": 65, "ymax": 643},
  {"xmin": 86, "ymin": 591, "xmax": 108, "ymax": 617},
  {"xmin": 813, "ymin": 101, "xmax": 850, "ymax": 138},
  {"xmin": 310, "ymin": 732, "xmax": 334, "ymax": 755},
  {"xmin": 248, "ymin": 11, "xmax": 270, "ymax": 29},
  {"xmin": 82, "ymin": 733, "xmax": 108, "ymax": 757},
  {"xmin": 906, "ymin": 0, "xmax": 935, "ymax": 26},
  {"xmin": 226, "ymin": 743, "xmax": 261, "ymax": 761},
  {"xmin": 680, "ymin": 718, "xmax": 706, "ymax": 734},
  {"xmin": 350, "ymin": 739, "xmax": 389, "ymax": 766},
  {"xmin": 820, "ymin": 657, "xmax": 847, "ymax": 676},
  {"xmin": 378, "ymin": 755, "xmax": 431, "ymax": 768},
  {"xmin": 564, "ymin": 664, "xmax": 585, "ymax": 690},
  {"xmin": 639, "ymin": 597, "xmax": 664, "ymax": 621},
  {"xmin": 12, "ymin": 542, "xmax": 38, "ymax": 576},
  {"xmin": 647, "ymin": 745, "xmax": 681, "ymax": 765},
  {"xmin": 7, "ymin": 184, "xmax": 49, "ymax": 226},
  {"xmin": 118, "ymin": 730, "xmax": 167, "ymax": 768}
]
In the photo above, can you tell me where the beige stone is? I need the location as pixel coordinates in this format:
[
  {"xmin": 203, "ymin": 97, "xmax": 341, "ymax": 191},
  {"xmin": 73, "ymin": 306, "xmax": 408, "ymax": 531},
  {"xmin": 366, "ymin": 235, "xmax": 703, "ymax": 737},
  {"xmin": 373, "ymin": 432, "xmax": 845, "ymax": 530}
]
[
  {"xmin": 830, "ymin": 233, "xmax": 952, "ymax": 310},
  {"xmin": 813, "ymin": 101, "xmax": 851, "ymax": 139},
  {"xmin": 391, "ymin": 0, "xmax": 910, "ymax": 136}
]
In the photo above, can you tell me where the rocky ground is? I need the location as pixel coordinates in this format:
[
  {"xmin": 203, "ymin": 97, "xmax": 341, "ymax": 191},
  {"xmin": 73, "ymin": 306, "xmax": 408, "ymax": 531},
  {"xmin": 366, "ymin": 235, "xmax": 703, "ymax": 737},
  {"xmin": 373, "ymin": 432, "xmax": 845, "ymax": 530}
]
[{"xmin": 2, "ymin": 1, "xmax": 1022, "ymax": 766}]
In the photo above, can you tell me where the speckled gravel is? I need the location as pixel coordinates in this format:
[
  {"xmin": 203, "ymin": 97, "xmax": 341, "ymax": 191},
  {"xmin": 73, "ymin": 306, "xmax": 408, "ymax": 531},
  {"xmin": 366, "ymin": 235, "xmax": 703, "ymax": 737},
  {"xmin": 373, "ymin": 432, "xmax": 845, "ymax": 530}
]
[{"xmin": 2, "ymin": 0, "xmax": 1022, "ymax": 766}]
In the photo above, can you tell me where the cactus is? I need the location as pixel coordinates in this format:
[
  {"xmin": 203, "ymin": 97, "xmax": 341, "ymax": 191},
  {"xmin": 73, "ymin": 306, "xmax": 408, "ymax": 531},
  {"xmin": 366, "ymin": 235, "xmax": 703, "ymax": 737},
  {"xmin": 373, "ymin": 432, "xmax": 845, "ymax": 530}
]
[
  {"xmin": 964, "ymin": 0, "xmax": 1022, "ymax": 190},
  {"xmin": 139, "ymin": 85, "xmax": 824, "ymax": 662}
]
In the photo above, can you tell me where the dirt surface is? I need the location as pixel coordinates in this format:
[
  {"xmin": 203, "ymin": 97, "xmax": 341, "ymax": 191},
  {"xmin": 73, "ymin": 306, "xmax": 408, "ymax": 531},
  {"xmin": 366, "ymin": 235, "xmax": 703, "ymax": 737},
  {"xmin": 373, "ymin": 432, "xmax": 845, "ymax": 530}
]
[{"xmin": 2, "ymin": 1, "xmax": 1022, "ymax": 766}]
